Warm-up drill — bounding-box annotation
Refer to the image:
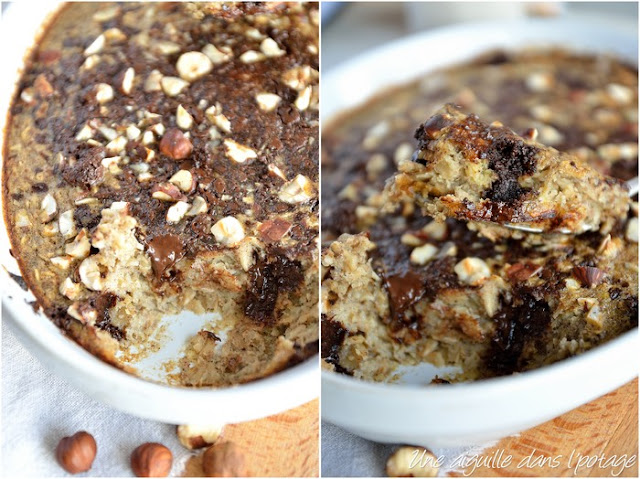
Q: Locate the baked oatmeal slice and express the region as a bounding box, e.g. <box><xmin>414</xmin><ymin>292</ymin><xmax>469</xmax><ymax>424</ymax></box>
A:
<box><xmin>386</xmin><ymin>104</ymin><xmax>630</xmax><ymax>235</ymax></box>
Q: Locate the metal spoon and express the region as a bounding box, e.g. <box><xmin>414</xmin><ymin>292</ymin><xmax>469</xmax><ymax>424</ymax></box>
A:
<box><xmin>504</xmin><ymin>177</ymin><xmax>639</xmax><ymax>234</ymax></box>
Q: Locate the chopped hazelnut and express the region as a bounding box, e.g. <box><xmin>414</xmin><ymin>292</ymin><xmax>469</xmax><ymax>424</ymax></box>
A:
<box><xmin>282</xmin><ymin>65</ymin><xmax>317</xmax><ymax>91</ymax></box>
<box><xmin>626</xmin><ymin>218</ymin><xmax>638</xmax><ymax>243</ymax></box>
<box><xmin>279</xmin><ymin>174</ymin><xmax>314</xmax><ymax>203</ymax></box>
<box><xmin>211</xmin><ymin>217</ymin><xmax>245</xmax><ymax>246</ymax></box>
<box><xmin>153</xmin><ymin>40</ymin><xmax>181</xmax><ymax>55</ymax></box>
<box><xmin>607</xmin><ymin>83</ymin><xmax>634</xmax><ymax>105</ymax></box>
<box><xmin>572</xmin><ymin>266</ymin><xmax>606</xmax><ymax>288</ymax></box>
<box><xmin>66</xmin><ymin>229</ymin><xmax>91</xmax><ymax>259</ymax></box>
<box><xmin>213</xmin><ymin>114</ymin><xmax>232</xmax><ymax>134</ymax></box>
<box><xmin>239</xmin><ymin>50</ymin><xmax>266</xmax><ymax>64</ymax></box>
<box><xmin>260</xmin><ymin>37</ymin><xmax>285</xmax><ymax>57</ymax></box>
<box><xmin>161</xmin><ymin>76</ymin><xmax>189</xmax><ymax>97</ymax></box>
<box><xmin>151</xmin><ymin>183</ymin><xmax>186</xmax><ymax>202</ymax></box>
<box><xmin>202</xmin><ymin>43</ymin><xmax>233</xmax><ymax>64</ymax></box>
<box><xmin>166</xmin><ymin>201</ymin><xmax>190</xmax><ymax>224</ymax></box>
<box><xmin>394</xmin><ymin>142</ymin><xmax>414</xmax><ymax>165</ymax></box>
<box><xmin>84</xmin><ymin>34</ymin><xmax>105</xmax><ymax>55</ymax></box>
<box><xmin>169</xmin><ymin>169</ymin><xmax>195</xmax><ymax>193</ymax></box>
<box><xmin>422</xmin><ymin>220</ymin><xmax>447</xmax><ymax>240</ymax></box>
<box><xmin>92</xmin><ymin>5</ymin><xmax>120</xmax><ymax>22</ymax></box>
<box><xmin>121</xmin><ymin>67</ymin><xmax>135</xmax><ymax>95</ymax></box>
<box><xmin>454</xmin><ymin>257</ymin><xmax>491</xmax><ymax>285</ymax></box>
<box><xmin>176</xmin><ymin>51</ymin><xmax>213</xmax><ymax>82</ymax></box>
<box><xmin>50</xmin><ymin>256</ymin><xmax>74</xmax><ymax>270</ymax></box>
<box><xmin>267</xmin><ymin>163</ymin><xmax>287</xmax><ymax>181</ymax></box>
<box><xmin>186</xmin><ymin>196</ymin><xmax>208</xmax><ymax>216</ymax></box>
<box><xmin>103</xmin><ymin>28</ymin><xmax>126</xmax><ymax>42</ymax></box>
<box><xmin>410</xmin><ymin>243</ymin><xmax>438</xmax><ymax>265</ymax></box>
<box><xmin>41</xmin><ymin>193</ymin><xmax>57</xmax><ymax>222</ymax></box>
<box><xmin>255</xmin><ymin>92</ymin><xmax>281</xmax><ymax>112</ymax></box>
<box><xmin>176</xmin><ymin>105</ymin><xmax>194</xmax><ymax>130</ymax></box>
<box><xmin>79</xmin><ymin>256</ymin><xmax>104</xmax><ymax>290</ymax></box>
<box><xmin>59</xmin><ymin>278</ymin><xmax>83</xmax><ymax>300</ymax></box>
<box><xmin>223</xmin><ymin>139</ymin><xmax>257</xmax><ymax>163</ymax></box>
<box><xmin>43</xmin><ymin>222</ymin><xmax>60</xmax><ymax>237</ymax></box>
<box><xmin>95</xmin><ymin>83</ymin><xmax>114</xmax><ymax>104</ymax></box>
<box><xmin>126</xmin><ymin>124</ymin><xmax>141</xmax><ymax>141</ymax></box>
<box><xmin>295</xmin><ymin>86</ymin><xmax>312</xmax><ymax>111</ymax></box>
<box><xmin>58</xmin><ymin>210</ymin><xmax>76</xmax><ymax>239</ymax></box>
<box><xmin>144</xmin><ymin>70</ymin><xmax>163</xmax><ymax>92</ymax></box>
<box><xmin>258</xmin><ymin>218</ymin><xmax>292</xmax><ymax>242</ymax></box>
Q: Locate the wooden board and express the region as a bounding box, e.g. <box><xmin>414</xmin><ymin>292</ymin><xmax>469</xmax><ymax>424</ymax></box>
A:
<box><xmin>453</xmin><ymin>380</ymin><xmax>638</xmax><ymax>477</ymax></box>
<box><xmin>182</xmin><ymin>399</ymin><xmax>319</xmax><ymax>477</ymax></box>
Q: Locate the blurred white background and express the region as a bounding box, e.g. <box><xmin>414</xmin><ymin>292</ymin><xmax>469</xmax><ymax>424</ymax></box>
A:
<box><xmin>322</xmin><ymin>2</ymin><xmax>638</xmax><ymax>70</ymax></box>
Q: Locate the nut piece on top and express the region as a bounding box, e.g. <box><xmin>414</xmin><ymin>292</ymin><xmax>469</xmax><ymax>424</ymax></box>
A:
<box><xmin>202</xmin><ymin>441</ymin><xmax>248</xmax><ymax>477</ymax></box>
<box><xmin>386</xmin><ymin>446</ymin><xmax>439</xmax><ymax>477</ymax></box>
<box><xmin>55</xmin><ymin>431</ymin><xmax>97</xmax><ymax>474</ymax></box>
<box><xmin>131</xmin><ymin>442</ymin><xmax>173</xmax><ymax>477</ymax></box>
<box><xmin>159</xmin><ymin>128</ymin><xmax>193</xmax><ymax>160</ymax></box>
<box><xmin>385</xmin><ymin>104</ymin><xmax>630</xmax><ymax>235</ymax></box>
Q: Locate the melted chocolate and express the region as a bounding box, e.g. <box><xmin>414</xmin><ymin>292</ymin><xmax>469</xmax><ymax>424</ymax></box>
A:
<box><xmin>486</xmin><ymin>289</ymin><xmax>551</xmax><ymax>375</ymax></box>
<box><xmin>483</xmin><ymin>135</ymin><xmax>538</xmax><ymax>204</ymax></box>
<box><xmin>90</xmin><ymin>293</ymin><xmax>123</xmax><ymax>340</ymax></box>
<box><xmin>244</xmin><ymin>250</ymin><xmax>304</xmax><ymax>323</ymax></box>
<box><xmin>146</xmin><ymin>234</ymin><xmax>185</xmax><ymax>280</ymax></box>
<box><xmin>320</xmin><ymin>315</ymin><xmax>352</xmax><ymax>375</ymax></box>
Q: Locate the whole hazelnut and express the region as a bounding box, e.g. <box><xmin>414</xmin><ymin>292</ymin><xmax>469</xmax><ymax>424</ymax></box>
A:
<box><xmin>159</xmin><ymin>128</ymin><xmax>193</xmax><ymax>160</ymax></box>
<box><xmin>202</xmin><ymin>442</ymin><xmax>247</xmax><ymax>477</ymax></box>
<box><xmin>55</xmin><ymin>431</ymin><xmax>97</xmax><ymax>474</ymax></box>
<box><xmin>131</xmin><ymin>442</ymin><xmax>173</xmax><ymax>477</ymax></box>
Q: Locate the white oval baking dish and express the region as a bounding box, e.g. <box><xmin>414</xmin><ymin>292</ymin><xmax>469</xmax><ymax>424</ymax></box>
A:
<box><xmin>321</xmin><ymin>18</ymin><xmax>638</xmax><ymax>447</ymax></box>
<box><xmin>0</xmin><ymin>2</ymin><xmax>318</xmax><ymax>424</ymax></box>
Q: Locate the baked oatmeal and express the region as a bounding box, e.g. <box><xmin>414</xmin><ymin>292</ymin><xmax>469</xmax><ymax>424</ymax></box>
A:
<box><xmin>321</xmin><ymin>50</ymin><xmax>638</xmax><ymax>382</ymax></box>
<box><xmin>3</xmin><ymin>2</ymin><xmax>319</xmax><ymax>387</ymax></box>
<box><xmin>386</xmin><ymin>104</ymin><xmax>630</xmax><ymax>235</ymax></box>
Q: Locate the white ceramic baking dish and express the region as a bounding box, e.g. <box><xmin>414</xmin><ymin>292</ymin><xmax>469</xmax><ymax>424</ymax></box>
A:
<box><xmin>0</xmin><ymin>2</ymin><xmax>318</xmax><ymax>424</ymax></box>
<box><xmin>321</xmin><ymin>19</ymin><xmax>639</xmax><ymax>447</ymax></box>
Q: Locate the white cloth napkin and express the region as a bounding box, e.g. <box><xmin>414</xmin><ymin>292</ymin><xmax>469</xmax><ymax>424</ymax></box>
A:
<box><xmin>1</xmin><ymin>318</ymin><xmax>194</xmax><ymax>477</ymax></box>
<box><xmin>321</xmin><ymin>421</ymin><xmax>493</xmax><ymax>477</ymax></box>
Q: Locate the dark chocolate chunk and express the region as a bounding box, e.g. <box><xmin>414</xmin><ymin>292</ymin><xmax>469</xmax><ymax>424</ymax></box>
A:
<box><xmin>90</xmin><ymin>293</ymin><xmax>124</xmax><ymax>340</ymax></box>
<box><xmin>486</xmin><ymin>290</ymin><xmax>551</xmax><ymax>375</ymax></box>
<box><xmin>146</xmin><ymin>234</ymin><xmax>185</xmax><ymax>280</ymax></box>
<box><xmin>483</xmin><ymin>135</ymin><xmax>538</xmax><ymax>204</ymax></box>
<box><xmin>244</xmin><ymin>250</ymin><xmax>303</xmax><ymax>323</ymax></box>
<box><xmin>321</xmin><ymin>316</ymin><xmax>352</xmax><ymax>375</ymax></box>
